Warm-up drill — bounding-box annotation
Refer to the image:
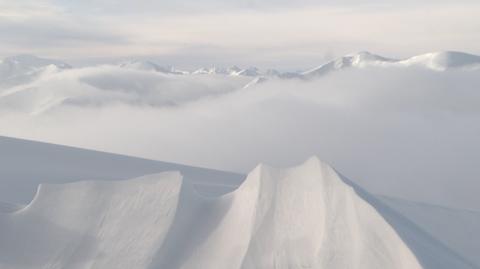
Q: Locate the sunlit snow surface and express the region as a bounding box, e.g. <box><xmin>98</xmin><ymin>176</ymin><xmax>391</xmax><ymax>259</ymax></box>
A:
<box><xmin>0</xmin><ymin>140</ymin><xmax>475</xmax><ymax>269</ymax></box>
<box><xmin>1</xmin><ymin>137</ymin><xmax>479</xmax><ymax>268</ymax></box>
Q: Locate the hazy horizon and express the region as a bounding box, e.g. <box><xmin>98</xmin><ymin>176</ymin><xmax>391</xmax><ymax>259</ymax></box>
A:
<box><xmin>1</xmin><ymin>0</ymin><xmax>480</xmax><ymax>69</ymax></box>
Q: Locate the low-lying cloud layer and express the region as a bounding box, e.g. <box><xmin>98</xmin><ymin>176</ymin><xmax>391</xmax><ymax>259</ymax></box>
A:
<box><xmin>0</xmin><ymin>63</ymin><xmax>479</xmax><ymax>211</ymax></box>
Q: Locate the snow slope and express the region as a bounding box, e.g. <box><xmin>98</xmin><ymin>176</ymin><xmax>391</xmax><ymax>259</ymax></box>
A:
<box><xmin>1</xmin><ymin>136</ymin><xmax>478</xmax><ymax>268</ymax></box>
<box><xmin>380</xmin><ymin>196</ymin><xmax>480</xmax><ymax>267</ymax></box>
<box><xmin>0</xmin><ymin>136</ymin><xmax>243</xmax><ymax>204</ymax></box>
<box><xmin>0</xmin><ymin>155</ymin><xmax>477</xmax><ymax>269</ymax></box>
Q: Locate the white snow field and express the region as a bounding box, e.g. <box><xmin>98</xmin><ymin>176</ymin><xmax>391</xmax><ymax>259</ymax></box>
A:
<box><xmin>0</xmin><ymin>137</ymin><xmax>478</xmax><ymax>269</ymax></box>
<box><xmin>381</xmin><ymin>196</ymin><xmax>480</xmax><ymax>267</ymax></box>
<box><xmin>0</xmin><ymin>136</ymin><xmax>243</xmax><ymax>205</ymax></box>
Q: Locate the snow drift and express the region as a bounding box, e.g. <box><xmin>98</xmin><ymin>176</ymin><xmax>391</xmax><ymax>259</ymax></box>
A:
<box><xmin>0</xmin><ymin>136</ymin><xmax>243</xmax><ymax>204</ymax></box>
<box><xmin>0</xmin><ymin>157</ymin><xmax>475</xmax><ymax>269</ymax></box>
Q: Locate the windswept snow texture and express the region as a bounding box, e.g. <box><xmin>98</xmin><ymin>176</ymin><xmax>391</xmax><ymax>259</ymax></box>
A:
<box><xmin>0</xmin><ymin>157</ymin><xmax>476</xmax><ymax>269</ymax></box>
<box><xmin>0</xmin><ymin>136</ymin><xmax>243</xmax><ymax>204</ymax></box>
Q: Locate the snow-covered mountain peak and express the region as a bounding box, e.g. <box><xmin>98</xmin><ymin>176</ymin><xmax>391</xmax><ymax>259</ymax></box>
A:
<box><xmin>119</xmin><ymin>60</ymin><xmax>161</xmax><ymax>71</ymax></box>
<box><xmin>302</xmin><ymin>51</ymin><xmax>394</xmax><ymax>77</ymax></box>
<box><xmin>193</xmin><ymin>65</ymin><xmax>261</xmax><ymax>76</ymax></box>
<box><xmin>302</xmin><ymin>50</ymin><xmax>480</xmax><ymax>78</ymax></box>
<box><xmin>227</xmin><ymin>65</ymin><xmax>242</xmax><ymax>73</ymax></box>
<box><xmin>348</xmin><ymin>51</ymin><xmax>396</xmax><ymax>65</ymax></box>
<box><xmin>192</xmin><ymin>67</ymin><xmax>217</xmax><ymax>75</ymax></box>
<box><xmin>1</xmin><ymin>54</ymin><xmax>71</xmax><ymax>70</ymax></box>
<box><xmin>244</xmin><ymin>156</ymin><xmax>347</xmax><ymax>192</ymax></box>
<box><xmin>0</xmin><ymin>55</ymin><xmax>71</xmax><ymax>86</ymax></box>
<box><xmin>118</xmin><ymin>60</ymin><xmax>188</xmax><ymax>74</ymax></box>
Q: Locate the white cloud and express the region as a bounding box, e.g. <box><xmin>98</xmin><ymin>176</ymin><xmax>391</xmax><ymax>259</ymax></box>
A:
<box><xmin>0</xmin><ymin>65</ymin><xmax>479</xmax><ymax>210</ymax></box>
<box><xmin>1</xmin><ymin>1</ymin><xmax>479</xmax><ymax>68</ymax></box>
<box><xmin>0</xmin><ymin>1</ymin><xmax>61</xmax><ymax>21</ymax></box>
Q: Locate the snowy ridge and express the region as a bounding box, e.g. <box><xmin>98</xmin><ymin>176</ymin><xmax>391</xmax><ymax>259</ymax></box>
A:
<box><xmin>0</xmin><ymin>172</ymin><xmax>184</xmax><ymax>269</ymax></box>
<box><xmin>0</xmin><ymin>63</ymin><xmax>252</xmax><ymax>114</ymax></box>
<box><xmin>302</xmin><ymin>51</ymin><xmax>480</xmax><ymax>78</ymax></box>
<box><xmin>119</xmin><ymin>60</ymin><xmax>188</xmax><ymax>75</ymax></box>
<box><xmin>0</xmin><ymin>55</ymin><xmax>71</xmax><ymax>79</ymax></box>
<box><xmin>302</xmin><ymin>51</ymin><xmax>396</xmax><ymax>77</ymax></box>
<box><xmin>192</xmin><ymin>66</ymin><xmax>262</xmax><ymax>76</ymax></box>
<box><xmin>0</xmin><ymin>55</ymin><xmax>71</xmax><ymax>72</ymax></box>
<box><xmin>0</xmin><ymin>55</ymin><xmax>71</xmax><ymax>87</ymax></box>
<box><xmin>0</xmin><ymin>157</ymin><xmax>475</xmax><ymax>269</ymax></box>
<box><xmin>3</xmin><ymin>51</ymin><xmax>478</xmax><ymax>88</ymax></box>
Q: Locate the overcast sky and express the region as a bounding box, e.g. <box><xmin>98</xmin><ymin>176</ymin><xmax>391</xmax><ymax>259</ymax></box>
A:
<box><xmin>1</xmin><ymin>0</ymin><xmax>479</xmax><ymax>69</ymax></box>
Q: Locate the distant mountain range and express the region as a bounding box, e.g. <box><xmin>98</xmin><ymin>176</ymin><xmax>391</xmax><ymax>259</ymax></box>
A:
<box><xmin>2</xmin><ymin>51</ymin><xmax>479</xmax><ymax>82</ymax></box>
<box><xmin>302</xmin><ymin>51</ymin><xmax>480</xmax><ymax>78</ymax></box>
<box><xmin>1</xmin><ymin>51</ymin><xmax>479</xmax><ymax>114</ymax></box>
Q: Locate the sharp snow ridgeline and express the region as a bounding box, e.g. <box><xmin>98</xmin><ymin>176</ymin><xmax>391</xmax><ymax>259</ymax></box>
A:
<box><xmin>0</xmin><ymin>157</ymin><xmax>476</xmax><ymax>269</ymax></box>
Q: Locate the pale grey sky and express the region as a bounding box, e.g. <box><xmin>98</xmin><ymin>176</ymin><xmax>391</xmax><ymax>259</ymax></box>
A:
<box><xmin>1</xmin><ymin>0</ymin><xmax>479</xmax><ymax>69</ymax></box>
